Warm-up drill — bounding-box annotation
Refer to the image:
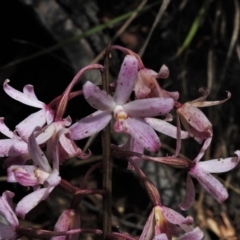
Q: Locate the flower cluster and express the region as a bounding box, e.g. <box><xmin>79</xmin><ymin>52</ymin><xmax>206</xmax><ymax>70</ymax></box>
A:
<box><xmin>0</xmin><ymin>45</ymin><xmax>239</xmax><ymax>239</ymax></box>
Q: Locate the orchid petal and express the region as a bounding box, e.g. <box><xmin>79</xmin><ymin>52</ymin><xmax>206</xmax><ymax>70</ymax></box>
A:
<box><xmin>161</xmin><ymin>206</ymin><xmax>193</xmax><ymax>225</ymax></box>
<box><xmin>145</xmin><ymin>118</ymin><xmax>190</xmax><ymax>139</ymax></box>
<box><xmin>198</xmin><ymin>153</ymin><xmax>240</xmax><ymax>173</ymax></box>
<box><xmin>0</xmin><ymin>139</ymin><xmax>28</xmax><ymax>157</ymax></box>
<box><xmin>189</xmin><ymin>164</ymin><xmax>228</xmax><ymax>203</ymax></box>
<box><xmin>28</xmin><ymin>130</ymin><xmax>52</xmax><ymax>173</ymax></box>
<box><xmin>139</xmin><ymin>208</ymin><xmax>154</xmax><ymax>240</ymax></box>
<box><xmin>114</xmin><ymin>55</ymin><xmax>138</xmax><ymax>105</ymax></box>
<box><xmin>0</xmin><ymin>191</ymin><xmax>19</xmax><ymax>227</ymax></box>
<box><xmin>189</xmin><ymin>91</ymin><xmax>231</xmax><ymax>107</ymax></box>
<box><xmin>69</xmin><ymin>110</ymin><xmax>112</xmax><ymax>140</ymax></box>
<box><xmin>177</xmin><ymin>103</ymin><xmax>212</xmax><ymax>138</ymax></box>
<box><xmin>16</xmin><ymin>187</ymin><xmax>54</xmax><ymax>219</ymax></box>
<box><xmin>23</xmin><ymin>84</ymin><xmax>39</xmax><ymax>100</ymax></box>
<box><xmin>83</xmin><ymin>81</ymin><xmax>115</xmax><ymax>111</ymax></box>
<box><xmin>177</xmin><ymin>227</ymin><xmax>204</xmax><ymax>240</ymax></box>
<box><xmin>4</xmin><ymin>80</ymin><xmax>44</xmax><ymax>108</ymax></box>
<box><xmin>35</xmin><ymin>123</ymin><xmax>56</xmax><ymax>145</ymax></box>
<box><xmin>0</xmin><ymin>117</ymin><xmax>13</xmax><ymax>138</ymax></box>
<box><xmin>59</xmin><ymin>134</ymin><xmax>85</xmax><ymax>160</ymax></box>
<box><xmin>179</xmin><ymin>175</ymin><xmax>195</xmax><ymax>210</ymax></box>
<box><xmin>16</xmin><ymin>109</ymin><xmax>46</xmax><ymax>138</ymax></box>
<box><xmin>123</xmin><ymin>98</ymin><xmax>174</xmax><ymax>117</ymax></box>
<box><xmin>44</xmin><ymin>107</ymin><xmax>54</xmax><ymax>124</ymax></box>
<box><xmin>114</xmin><ymin>117</ymin><xmax>160</xmax><ymax>152</ymax></box>
<box><xmin>44</xmin><ymin>169</ymin><xmax>61</xmax><ymax>188</ymax></box>
<box><xmin>0</xmin><ymin>223</ymin><xmax>17</xmax><ymax>240</ymax></box>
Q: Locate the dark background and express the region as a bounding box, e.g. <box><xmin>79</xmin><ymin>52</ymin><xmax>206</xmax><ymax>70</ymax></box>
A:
<box><xmin>0</xmin><ymin>0</ymin><xmax>240</xmax><ymax>239</ymax></box>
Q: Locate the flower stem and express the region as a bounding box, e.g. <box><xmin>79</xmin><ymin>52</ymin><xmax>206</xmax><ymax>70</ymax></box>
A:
<box><xmin>102</xmin><ymin>44</ymin><xmax>112</xmax><ymax>239</ymax></box>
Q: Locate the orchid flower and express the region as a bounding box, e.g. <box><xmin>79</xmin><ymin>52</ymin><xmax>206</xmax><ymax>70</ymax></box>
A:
<box><xmin>134</xmin><ymin>65</ymin><xmax>179</xmax><ymax>101</ymax></box>
<box><xmin>180</xmin><ymin>150</ymin><xmax>240</xmax><ymax>210</ymax></box>
<box><xmin>69</xmin><ymin>55</ymin><xmax>174</xmax><ymax>152</ymax></box>
<box><xmin>107</xmin><ymin>45</ymin><xmax>179</xmax><ymax>101</ymax></box>
<box><xmin>7</xmin><ymin>128</ymin><xmax>63</xmax><ymax>219</ymax></box>
<box><xmin>0</xmin><ymin>191</ymin><xmax>19</xmax><ymax>240</ymax></box>
<box><xmin>0</xmin><ymin>117</ymin><xmax>53</xmax><ymax>168</ymax></box>
<box><xmin>175</xmin><ymin>89</ymin><xmax>231</xmax><ymax>161</ymax></box>
<box><xmin>3</xmin><ymin>80</ymin><xmax>54</xmax><ymax>139</ymax></box>
<box><xmin>140</xmin><ymin>205</ymin><xmax>203</xmax><ymax>240</ymax></box>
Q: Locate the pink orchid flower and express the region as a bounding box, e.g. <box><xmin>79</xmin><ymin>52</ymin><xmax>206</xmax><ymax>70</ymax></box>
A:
<box><xmin>140</xmin><ymin>205</ymin><xmax>203</xmax><ymax>240</ymax></box>
<box><xmin>3</xmin><ymin>80</ymin><xmax>54</xmax><ymax>139</ymax></box>
<box><xmin>0</xmin><ymin>117</ymin><xmax>51</xmax><ymax>168</ymax></box>
<box><xmin>69</xmin><ymin>55</ymin><xmax>174</xmax><ymax>152</ymax></box>
<box><xmin>180</xmin><ymin>150</ymin><xmax>240</xmax><ymax>210</ymax></box>
<box><xmin>7</xmin><ymin>128</ymin><xmax>63</xmax><ymax>219</ymax></box>
<box><xmin>0</xmin><ymin>191</ymin><xmax>19</xmax><ymax>240</ymax></box>
<box><xmin>134</xmin><ymin>65</ymin><xmax>179</xmax><ymax>101</ymax></box>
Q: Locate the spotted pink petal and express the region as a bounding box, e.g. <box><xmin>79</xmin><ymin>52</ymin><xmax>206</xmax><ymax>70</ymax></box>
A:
<box><xmin>114</xmin><ymin>55</ymin><xmax>138</xmax><ymax>105</ymax></box>
<box><xmin>0</xmin><ymin>191</ymin><xmax>18</xmax><ymax>227</ymax></box>
<box><xmin>16</xmin><ymin>187</ymin><xmax>54</xmax><ymax>219</ymax></box>
<box><xmin>28</xmin><ymin>130</ymin><xmax>52</xmax><ymax>173</ymax></box>
<box><xmin>121</xmin><ymin>137</ymin><xmax>144</xmax><ymax>170</ymax></box>
<box><xmin>0</xmin><ymin>117</ymin><xmax>13</xmax><ymax>138</ymax></box>
<box><xmin>0</xmin><ymin>139</ymin><xmax>28</xmax><ymax>157</ymax></box>
<box><xmin>69</xmin><ymin>110</ymin><xmax>112</xmax><ymax>140</ymax></box>
<box><xmin>177</xmin><ymin>103</ymin><xmax>212</xmax><ymax>139</ymax></box>
<box><xmin>198</xmin><ymin>151</ymin><xmax>240</xmax><ymax>173</ymax></box>
<box><xmin>156</xmin><ymin>65</ymin><xmax>169</xmax><ymax>79</ymax></box>
<box><xmin>179</xmin><ymin>175</ymin><xmax>195</xmax><ymax>210</ymax></box>
<box><xmin>114</xmin><ymin>117</ymin><xmax>160</xmax><ymax>152</ymax></box>
<box><xmin>16</xmin><ymin>109</ymin><xmax>47</xmax><ymax>138</ymax></box>
<box><xmin>83</xmin><ymin>81</ymin><xmax>115</xmax><ymax>111</ymax></box>
<box><xmin>161</xmin><ymin>206</ymin><xmax>193</xmax><ymax>225</ymax></box>
<box><xmin>189</xmin><ymin>164</ymin><xmax>228</xmax><ymax>203</ymax></box>
<box><xmin>177</xmin><ymin>227</ymin><xmax>204</xmax><ymax>240</ymax></box>
<box><xmin>123</xmin><ymin>97</ymin><xmax>174</xmax><ymax>117</ymax></box>
<box><xmin>3</xmin><ymin>80</ymin><xmax>44</xmax><ymax>108</ymax></box>
<box><xmin>144</xmin><ymin>118</ymin><xmax>190</xmax><ymax>139</ymax></box>
<box><xmin>139</xmin><ymin>208</ymin><xmax>154</xmax><ymax>240</ymax></box>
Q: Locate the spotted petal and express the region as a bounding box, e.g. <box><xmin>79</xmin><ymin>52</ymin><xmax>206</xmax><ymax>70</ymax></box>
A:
<box><xmin>114</xmin><ymin>55</ymin><xmax>138</xmax><ymax>105</ymax></box>
<box><xmin>189</xmin><ymin>164</ymin><xmax>228</xmax><ymax>203</ymax></box>
<box><xmin>114</xmin><ymin>117</ymin><xmax>160</xmax><ymax>152</ymax></box>
<box><xmin>69</xmin><ymin>110</ymin><xmax>112</xmax><ymax>140</ymax></box>
<box><xmin>4</xmin><ymin>80</ymin><xmax>45</xmax><ymax>108</ymax></box>
<box><xmin>198</xmin><ymin>151</ymin><xmax>240</xmax><ymax>173</ymax></box>
<box><xmin>0</xmin><ymin>191</ymin><xmax>18</xmax><ymax>227</ymax></box>
<box><xmin>145</xmin><ymin>118</ymin><xmax>190</xmax><ymax>139</ymax></box>
<box><xmin>16</xmin><ymin>187</ymin><xmax>54</xmax><ymax>219</ymax></box>
<box><xmin>83</xmin><ymin>81</ymin><xmax>115</xmax><ymax>111</ymax></box>
<box><xmin>179</xmin><ymin>175</ymin><xmax>195</xmax><ymax>210</ymax></box>
<box><xmin>123</xmin><ymin>98</ymin><xmax>174</xmax><ymax>117</ymax></box>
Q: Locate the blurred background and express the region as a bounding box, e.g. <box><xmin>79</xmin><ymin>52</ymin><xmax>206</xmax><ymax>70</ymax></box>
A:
<box><xmin>0</xmin><ymin>0</ymin><xmax>240</xmax><ymax>239</ymax></box>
